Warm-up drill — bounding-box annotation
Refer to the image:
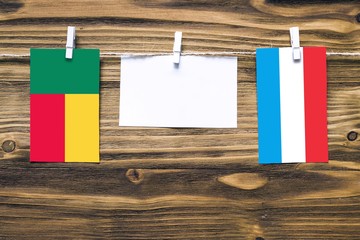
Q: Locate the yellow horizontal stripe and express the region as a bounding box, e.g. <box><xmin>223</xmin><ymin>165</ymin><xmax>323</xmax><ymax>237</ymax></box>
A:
<box><xmin>65</xmin><ymin>94</ymin><xmax>99</xmax><ymax>163</ymax></box>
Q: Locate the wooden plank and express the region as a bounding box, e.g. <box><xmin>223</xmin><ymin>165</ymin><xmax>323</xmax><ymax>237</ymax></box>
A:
<box><xmin>0</xmin><ymin>56</ymin><xmax>359</xmax><ymax>166</ymax></box>
<box><xmin>0</xmin><ymin>166</ymin><xmax>359</xmax><ymax>239</ymax></box>
<box><xmin>0</xmin><ymin>0</ymin><xmax>359</xmax><ymax>55</ymax></box>
<box><xmin>0</xmin><ymin>0</ymin><xmax>359</xmax><ymax>239</ymax></box>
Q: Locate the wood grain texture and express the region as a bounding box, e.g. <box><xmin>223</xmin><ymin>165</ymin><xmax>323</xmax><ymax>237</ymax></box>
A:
<box><xmin>0</xmin><ymin>0</ymin><xmax>359</xmax><ymax>239</ymax></box>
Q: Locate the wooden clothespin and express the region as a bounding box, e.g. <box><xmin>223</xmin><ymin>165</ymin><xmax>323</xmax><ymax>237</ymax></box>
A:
<box><xmin>290</xmin><ymin>27</ymin><xmax>301</xmax><ymax>60</ymax></box>
<box><xmin>173</xmin><ymin>31</ymin><xmax>182</xmax><ymax>64</ymax></box>
<box><xmin>66</xmin><ymin>26</ymin><xmax>76</xmax><ymax>59</ymax></box>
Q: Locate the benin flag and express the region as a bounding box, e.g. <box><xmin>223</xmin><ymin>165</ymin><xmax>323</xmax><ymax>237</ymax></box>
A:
<box><xmin>256</xmin><ymin>47</ymin><xmax>328</xmax><ymax>164</ymax></box>
<box><xmin>30</xmin><ymin>49</ymin><xmax>100</xmax><ymax>162</ymax></box>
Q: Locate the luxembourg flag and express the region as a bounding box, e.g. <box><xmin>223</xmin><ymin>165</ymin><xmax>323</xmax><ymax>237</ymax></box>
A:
<box><xmin>256</xmin><ymin>47</ymin><xmax>328</xmax><ymax>164</ymax></box>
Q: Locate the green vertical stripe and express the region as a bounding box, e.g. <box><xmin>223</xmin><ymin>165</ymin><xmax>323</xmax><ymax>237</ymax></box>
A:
<box><xmin>30</xmin><ymin>49</ymin><xmax>100</xmax><ymax>94</ymax></box>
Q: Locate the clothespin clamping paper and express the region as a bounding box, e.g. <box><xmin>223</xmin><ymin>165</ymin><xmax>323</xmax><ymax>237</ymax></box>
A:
<box><xmin>66</xmin><ymin>26</ymin><xmax>76</xmax><ymax>59</ymax></box>
<box><xmin>290</xmin><ymin>27</ymin><xmax>301</xmax><ymax>60</ymax></box>
<box><xmin>173</xmin><ymin>31</ymin><xmax>182</xmax><ymax>64</ymax></box>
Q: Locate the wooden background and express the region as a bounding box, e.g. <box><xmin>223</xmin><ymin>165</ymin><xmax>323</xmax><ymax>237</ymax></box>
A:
<box><xmin>0</xmin><ymin>0</ymin><xmax>360</xmax><ymax>239</ymax></box>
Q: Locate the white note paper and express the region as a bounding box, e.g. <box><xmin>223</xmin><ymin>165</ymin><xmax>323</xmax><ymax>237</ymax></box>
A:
<box><xmin>119</xmin><ymin>56</ymin><xmax>237</xmax><ymax>128</ymax></box>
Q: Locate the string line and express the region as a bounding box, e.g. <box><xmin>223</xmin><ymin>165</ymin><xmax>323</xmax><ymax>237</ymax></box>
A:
<box><xmin>0</xmin><ymin>51</ymin><xmax>360</xmax><ymax>58</ymax></box>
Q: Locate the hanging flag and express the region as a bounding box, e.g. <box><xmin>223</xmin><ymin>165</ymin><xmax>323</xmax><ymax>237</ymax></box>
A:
<box><xmin>256</xmin><ymin>47</ymin><xmax>328</xmax><ymax>164</ymax></box>
<box><xmin>30</xmin><ymin>49</ymin><xmax>100</xmax><ymax>162</ymax></box>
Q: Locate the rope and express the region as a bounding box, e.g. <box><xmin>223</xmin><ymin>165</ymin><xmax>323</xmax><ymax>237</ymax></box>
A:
<box><xmin>1</xmin><ymin>51</ymin><xmax>359</xmax><ymax>58</ymax></box>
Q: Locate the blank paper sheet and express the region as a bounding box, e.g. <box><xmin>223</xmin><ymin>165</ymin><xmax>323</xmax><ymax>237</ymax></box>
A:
<box><xmin>119</xmin><ymin>55</ymin><xmax>237</xmax><ymax>128</ymax></box>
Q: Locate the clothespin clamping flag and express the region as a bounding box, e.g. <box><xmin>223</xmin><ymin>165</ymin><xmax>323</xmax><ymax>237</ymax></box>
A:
<box><xmin>65</xmin><ymin>26</ymin><xmax>76</xmax><ymax>59</ymax></box>
<box><xmin>256</xmin><ymin>27</ymin><xmax>328</xmax><ymax>164</ymax></box>
<box><xmin>173</xmin><ymin>31</ymin><xmax>182</xmax><ymax>64</ymax></box>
